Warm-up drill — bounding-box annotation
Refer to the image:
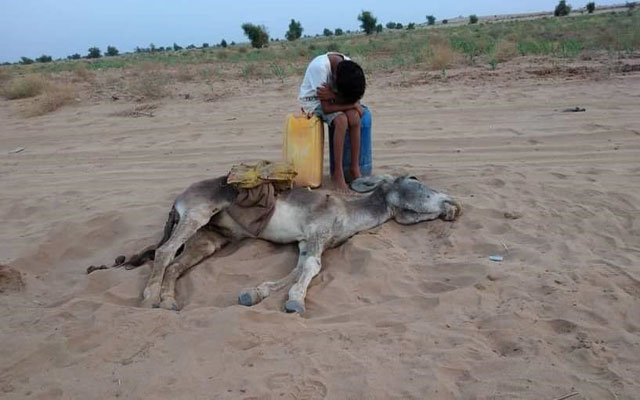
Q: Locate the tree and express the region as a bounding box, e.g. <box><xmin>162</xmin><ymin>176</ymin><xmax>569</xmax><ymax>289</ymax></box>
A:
<box><xmin>67</xmin><ymin>53</ymin><xmax>81</xmax><ymax>60</ymax></box>
<box><xmin>335</xmin><ymin>28</ymin><xmax>344</xmax><ymax>36</ymax></box>
<box><xmin>106</xmin><ymin>46</ymin><xmax>119</xmax><ymax>56</ymax></box>
<box><xmin>554</xmin><ymin>0</ymin><xmax>571</xmax><ymax>16</ymax></box>
<box><xmin>396</xmin><ymin>22</ymin><xmax>403</xmax><ymax>29</ymax></box>
<box><xmin>442</xmin><ymin>19</ymin><xmax>448</xmax><ymax>24</ymax></box>
<box><xmin>407</xmin><ymin>22</ymin><xmax>416</xmax><ymax>30</ymax></box>
<box><xmin>36</xmin><ymin>54</ymin><xmax>52</xmax><ymax>63</ymax></box>
<box><xmin>20</xmin><ymin>57</ymin><xmax>34</xmax><ymax>64</ymax></box>
<box><xmin>87</xmin><ymin>47</ymin><xmax>101</xmax><ymax>58</ymax></box>
<box><xmin>386</xmin><ymin>22</ymin><xmax>397</xmax><ymax>29</ymax></box>
<box><xmin>173</xmin><ymin>43</ymin><xmax>182</xmax><ymax>51</ymax></box>
<box><xmin>586</xmin><ymin>2</ymin><xmax>596</xmax><ymax>13</ymax></box>
<box><xmin>323</xmin><ymin>28</ymin><xmax>333</xmax><ymax>37</ymax></box>
<box><xmin>220</xmin><ymin>39</ymin><xmax>228</xmax><ymax>48</ymax></box>
<box><xmin>469</xmin><ymin>15</ymin><xmax>479</xmax><ymax>24</ymax></box>
<box><xmin>242</xmin><ymin>23</ymin><xmax>269</xmax><ymax>48</ymax></box>
<box><xmin>285</xmin><ymin>19</ymin><xmax>303</xmax><ymax>41</ymax></box>
<box><xmin>358</xmin><ymin>10</ymin><xmax>377</xmax><ymax>35</ymax></box>
<box><xmin>202</xmin><ymin>43</ymin><xmax>209</xmax><ymax>48</ymax></box>
<box><xmin>186</xmin><ymin>44</ymin><xmax>196</xmax><ymax>49</ymax></box>
<box><xmin>376</xmin><ymin>24</ymin><xmax>383</xmax><ymax>34</ymax></box>
<box><xmin>427</xmin><ymin>15</ymin><xmax>436</xmax><ymax>25</ymax></box>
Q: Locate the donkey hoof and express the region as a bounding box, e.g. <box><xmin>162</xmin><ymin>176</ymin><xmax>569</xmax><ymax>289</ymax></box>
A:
<box><xmin>238</xmin><ymin>288</ymin><xmax>262</xmax><ymax>307</ymax></box>
<box><xmin>159</xmin><ymin>297</ymin><xmax>179</xmax><ymax>311</ymax></box>
<box><xmin>285</xmin><ymin>300</ymin><xmax>305</xmax><ymax>315</ymax></box>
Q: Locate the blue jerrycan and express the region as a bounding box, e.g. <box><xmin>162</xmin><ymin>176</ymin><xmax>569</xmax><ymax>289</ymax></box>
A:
<box><xmin>328</xmin><ymin>105</ymin><xmax>372</xmax><ymax>182</ymax></box>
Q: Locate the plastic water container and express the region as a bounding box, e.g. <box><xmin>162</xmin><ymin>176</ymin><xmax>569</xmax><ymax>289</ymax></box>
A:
<box><xmin>329</xmin><ymin>105</ymin><xmax>372</xmax><ymax>182</ymax></box>
<box><xmin>283</xmin><ymin>113</ymin><xmax>324</xmax><ymax>188</ymax></box>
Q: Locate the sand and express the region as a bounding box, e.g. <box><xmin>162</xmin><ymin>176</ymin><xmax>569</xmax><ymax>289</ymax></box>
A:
<box><xmin>1</xmin><ymin>57</ymin><xmax>640</xmax><ymax>399</ymax></box>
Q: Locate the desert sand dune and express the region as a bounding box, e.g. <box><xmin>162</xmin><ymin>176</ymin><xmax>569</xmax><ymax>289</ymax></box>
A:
<box><xmin>1</xmin><ymin>58</ymin><xmax>640</xmax><ymax>399</ymax></box>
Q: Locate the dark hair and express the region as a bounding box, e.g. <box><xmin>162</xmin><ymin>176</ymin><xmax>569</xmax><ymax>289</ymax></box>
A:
<box><xmin>335</xmin><ymin>60</ymin><xmax>366</xmax><ymax>104</ymax></box>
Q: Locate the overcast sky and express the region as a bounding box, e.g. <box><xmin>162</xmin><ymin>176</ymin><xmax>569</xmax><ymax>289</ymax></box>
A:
<box><xmin>0</xmin><ymin>0</ymin><xmax>621</xmax><ymax>63</ymax></box>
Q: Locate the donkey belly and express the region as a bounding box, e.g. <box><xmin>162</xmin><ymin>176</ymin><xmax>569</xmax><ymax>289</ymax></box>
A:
<box><xmin>259</xmin><ymin>202</ymin><xmax>307</xmax><ymax>244</ymax></box>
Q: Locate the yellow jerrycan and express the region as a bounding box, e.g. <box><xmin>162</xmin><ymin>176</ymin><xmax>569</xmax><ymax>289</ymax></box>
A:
<box><xmin>283</xmin><ymin>113</ymin><xmax>324</xmax><ymax>188</ymax></box>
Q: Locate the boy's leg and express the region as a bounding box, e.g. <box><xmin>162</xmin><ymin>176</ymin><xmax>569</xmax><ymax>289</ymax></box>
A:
<box><xmin>330</xmin><ymin>113</ymin><xmax>350</xmax><ymax>193</ymax></box>
<box><xmin>344</xmin><ymin>109</ymin><xmax>362</xmax><ymax>180</ymax></box>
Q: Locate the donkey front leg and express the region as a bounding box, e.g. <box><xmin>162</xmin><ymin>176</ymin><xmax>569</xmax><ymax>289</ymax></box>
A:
<box><xmin>285</xmin><ymin>240</ymin><xmax>324</xmax><ymax>316</ymax></box>
<box><xmin>238</xmin><ymin>241</ymin><xmax>308</xmax><ymax>307</ymax></box>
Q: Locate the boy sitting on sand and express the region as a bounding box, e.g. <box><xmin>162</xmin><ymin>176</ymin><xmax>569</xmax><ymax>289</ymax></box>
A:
<box><xmin>298</xmin><ymin>52</ymin><xmax>366</xmax><ymax>193</ymax></box>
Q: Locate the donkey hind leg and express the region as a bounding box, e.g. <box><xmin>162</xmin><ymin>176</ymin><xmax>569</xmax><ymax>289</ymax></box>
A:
<box><xmin>141</xmin><ymin>205</ymin><xmax>218</xmax><ymax>308</ymax></box>
<box><xmin>238</xmin><ymin>241</ymin><xmax>308</xmax><ymax>307</ymax></box>
<box><xmin>158</xmin><ymin>230</ymin><xmax>228</xmax><ymax>311</ymax></box>
<box><xmin>285</xmin><ymin>240</ymin><xmax>324</xmax><ymax>316</ymax></box>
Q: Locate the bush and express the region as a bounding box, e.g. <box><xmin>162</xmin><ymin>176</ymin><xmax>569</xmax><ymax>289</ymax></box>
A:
<box><xmin>242</xmin><ymin>23</ymin><xmax>269</xmax><ymax>48</ymax></box>
<box><xmin>323</xmin><ymin>28</ymin><xmax>333</xmax><ymax>37</ymax></box>
<box><xmin>427</xmin><ymin>15</ymin><xmax>436</xmax><ymax>25</ymax></box>
<box><xmin>202</xmin><ymin>43</ymin><xmax>209</xmax><ymax>48</ymax></box>
<box><xmin>469</xmin><ymin>15</ymin><xmax>479</xmax><ymax>24</ymax></box>
<box><xmin>186</xmin><ymin>44</ymin><xmax>196</xmax><ymax>49</ymax></box>
<box><xmin>2</xmin><ymin>75</ymin><xmax>46</xmax><ymax>99</ymax></box>
<box><xmin>396</xmin><ymin>22</ymin><xmax>404</xmax><ymax>29</ymax></box>
<box><xmin>386</xmin><ymin>22</ymin><xmax>397</xmax><ymax>29</ymax></box>
<box><xmin>128</xmin><ymin>69</ymin><xmax>169</xmax><ymax>99</ymax></box>
<box><xmin>106</xmin><ymin>46</ymin><xmax>119</xmax><ymax>56</ymax></box>
<box><xmin>407</xmin><ymin>22</ymin><xmax>416</xmax><ymax>30</ymax></box>
<box><xmin>67</xmin><ymin>53</ymin><xmax>81</xmax><ymax>60</ymax></box>
<box><xmin>220</xmin><ymin>39</ymin><xmax>227</xmax><ymax>48</ymax></box>
<box><xmin>335</xmin><ymin>28</ymin><xmax>344</xmax><ymax>36</ymax></box>
<box><xmin>20</xmin><ymin>57</ymin><xmax>34</xmax><ymax>65</ymax></box>
<box><xmin>87</xmin><ymin>47</ymin><xmax>101</xmax><ymax>58</ymax></box>
<box><xmin>376</xmin><ymin>24</ymin><xmax>383</xmax><ymax>33</ymax></box>
<box><xmin>554</xmin><ymin>1</ymin><xmax>572</xmax><ymax>16</ymax></box>
<box><xmin>495</xmin><ymin>41</ymin><xmax>519</xmax><ymax>62</ymax></box>
<box><xmin>586</xmin><ymin>2</ymin><xmax>595</xmax><ymax>13</ymax></box>
<box><xmin>626</xmin><ymin>1</ymin><xmax>636</xmax><ymax>10</ymax></box>
<box><xmin>429</xmin><ymin>43</ymin><xmax>458</xmax><ymax>75</ymax></box>
<box><xmin>442</xmin><ymin>19</ymin><xmax>448</xmax><ymax>24</ymax></box>
<box><xmin>358</xmin><ymin>10</ymin><xmax>377</xmax><ymax>35</ymax></box>
<box><xmin>173</xmin><ymin>43</ymin><xmax>183</xmax><ymax>51</ymax></box>
<box><xmin>286</xmin><ymin>19</ymin><xmax>303</xmax><ymax>41</ymax></box>
<box><xmin>36</xmin><ymin>55</ymin><xmax>52</xmax><ymax>63</ymax></box>
<box><xmin>24</xmin><ymin>82</ymin><xmax>76</xmax><ymax>117</ymax></box>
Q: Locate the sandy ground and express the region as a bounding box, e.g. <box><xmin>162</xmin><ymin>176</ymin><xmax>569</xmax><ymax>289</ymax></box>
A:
<box><xmin>1</xmin><ymin>58</ymin><xmax>640</xmax><ymax>399</ymax></box>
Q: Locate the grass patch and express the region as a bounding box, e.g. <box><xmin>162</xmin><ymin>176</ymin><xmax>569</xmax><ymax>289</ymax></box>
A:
<box><xmin>3</xmin><ymin>75</ymin><xmax>47</xmax><ymax>99</ymax></box>
<box><xmin>23</xmin><ymin>82</ymin><xmax>77</xmax><ymax>117</ymax></box>
<box><xmin>128</xmin><ymin>66</ymin><xmax>170</xmax><ymax>99</ymax></box>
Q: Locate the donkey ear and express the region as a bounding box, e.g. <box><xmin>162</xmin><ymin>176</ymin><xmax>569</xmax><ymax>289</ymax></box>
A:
<box><xmin>350</xmin><ymin>175</ymin><xmax>394</xmax><ymax>193</ymax></box>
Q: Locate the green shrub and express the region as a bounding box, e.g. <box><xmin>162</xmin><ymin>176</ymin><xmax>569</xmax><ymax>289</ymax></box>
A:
<box><xmin>554</xmin><ymin>1</ymin><xmax>572</xmax><ymax>16</ymax></box>
<box><xmin>376</xmin><ymin>24</ymin><xmax>383</xmax><ymax>33</ymax></box>
<box><xmin>586</xmin><ymin>2</ymin><xmax>595</xmax><ymax>13</ymax></box>
<box><xmin>286</xmin><ymin>19</ymin><xmax>303</xmax><ymax>41</ymax></box>
<box><xmin>87</xmin><ymin>47</ymin><xmax>101</xmax><ymax>58</ymax></box>
<box><xmin>323</xmin><ymin>28</ymin><xmax>333</xmax><ymax>37</ymax></box>
<box><xmin>242</xmin><ymin>23</ymin><xmax>269</xmax><ymax>48</ymax></box>
<box><xmin>358</xmin><ymin>10</ymin><xmax>377</xmax><ymax>35</ymax></box>
<box><xmin>386</xmin><ymin>22</ymin><xmax>397</xmax><ymax>29</ymax></box>
<box><xmin>469</xmin><ymin>15</ymin><xmax>479</xmax><ymax>24</ymax></box>
<box><xmin>202</xmin><ymin>43</ymin><xmax>209</xmax><ymax>48</ymax></box>
<box><xmin>106</xmin><ymin>46</ymin><xmax>119</xmax><ymax>56</ymax></box>
<box><xmin>220</xmin><ymin>39</ymin><xmax>228</xmax><ymax>48</ymax></box>
<box><xmin>442</xmin><ymin>19</ymin><xmax>448</xmax><ymax>24</ymax></box>
<box><xmin>20</xmin><ymin>57</ymin><xmax>34</xmax><ymax>65</ymax></box>
<box><xmin>427</xmin><ymin>15</ymin><xmax>436</xmax><ymax>25</ymax></box>
<box><xmin>335</xmin><ymin>28</ymin><xmax>344</xmax><ymax>36</ymax></box>
<box><xmin>67</xmin><ymin>54</ymin><xmax>82</xmax><ymax>60</ymax></box>
<box><xmin>36</xmin><ymin>55</ymin><xmax>52</xmax><ymax>63</ymax></box>
<box><xmin>407</xmin><ymin>22</ymin><xmax>416</xmax><ymax>30</ymax></box>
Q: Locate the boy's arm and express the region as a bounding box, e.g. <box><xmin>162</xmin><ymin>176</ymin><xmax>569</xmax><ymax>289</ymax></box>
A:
<box><xmin>321</xmin><ymin>99</ymin><xmax>364</xmax><ymax>116</ymax></box>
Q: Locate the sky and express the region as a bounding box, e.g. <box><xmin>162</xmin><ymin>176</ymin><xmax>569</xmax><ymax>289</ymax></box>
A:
<box><xmin>0</xmin><ymin>0</ymin><xmax>622</xmax><ymax>63</ymax></box>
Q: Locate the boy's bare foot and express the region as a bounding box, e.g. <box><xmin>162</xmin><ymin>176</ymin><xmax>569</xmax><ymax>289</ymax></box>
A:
<box><xmin>331</xmin><ymin>175</ymin><xmax>352</xmax><ymax>195</ymax></box>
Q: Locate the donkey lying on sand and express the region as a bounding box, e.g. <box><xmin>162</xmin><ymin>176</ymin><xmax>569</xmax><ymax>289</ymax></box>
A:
<box><xmin>103</xmin><ymin>175</ymin><xmax>461</xmax><ymax>314</ymax></box>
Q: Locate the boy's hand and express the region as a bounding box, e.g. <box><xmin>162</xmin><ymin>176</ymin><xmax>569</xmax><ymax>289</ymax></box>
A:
<box><xmin>317</xmin><ymin>83</ymin><xmax>336</xmax><ymax>101</ymax></box>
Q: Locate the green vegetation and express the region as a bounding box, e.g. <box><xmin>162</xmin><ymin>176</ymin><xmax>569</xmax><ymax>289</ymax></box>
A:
<box><xmin>242</xmin><ymin>23</ymin><xmax>269</xmax><ymax>48</ymax></box>
<box><xmin>555</xmin><ymin>1</ymin><xmax>572</xmax><ymax>17</ymax></box>
<box><xmin>220</xmin><ymin>39</ymin><xmax>228</xmax><ymax>48</ymax></box>
<box><xmin>469</xmin><ymin>15</ymin><xmax>479</xmax><ymax>24</ymax></box>
<box><xmin>286</xmin><ymin>19</ymin><xmax>303</xmax><ymax>41</ymax></box>
<box><xmin>323</xmin><ymin>28</ymin><xmax>333</xmax><ymax>37</ymax></box>
<box><xmin>106</xmin><ymin>46</ymin><xmax>119</xmax><ymax>56</ymax></box>
<box><xmin>586</xmin><ymin>2</ymin><xmax>596</xmax><ymax>13</ymax></box>
<box><xmin>376</xmin><ymin>24</ymin><xmax>383</xmax><ymax>34</ymax></box>
<box><xmin>427</xmin><ymin>15</ymin><xmax>436</xmax><ymax>25</ymax></box>
<box><xmin>358</xmin><ymin>11</ymin><xmax>377</xmax><ymax>35</ymax></box>
<box><xmin>7</xmin><ymin>9</ymin><xmax>638</xmax><ymax>81</ymax></box>
<box><xmin>87</xmin><ymin>47</ymin><xmax>101</xmax><ymax>58</ymax></box>
<box><xmin>407</xmin><ymin>23</ymin><xmax>416</xmax><ymax>30</ymax></box>
<box><xmin>20</xmin><ymin>57</ymin><xmax>34</xmax><ymax>65</ymax></box>
<box><xmin>335</xmin><ymin>28</ymin><xmax>344</xmax><ymax>36</ymax></box>
<box><xmin>36</xmin><ymin>55</ymin><xmax>52</xmax><ymax>63</ymax></box>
